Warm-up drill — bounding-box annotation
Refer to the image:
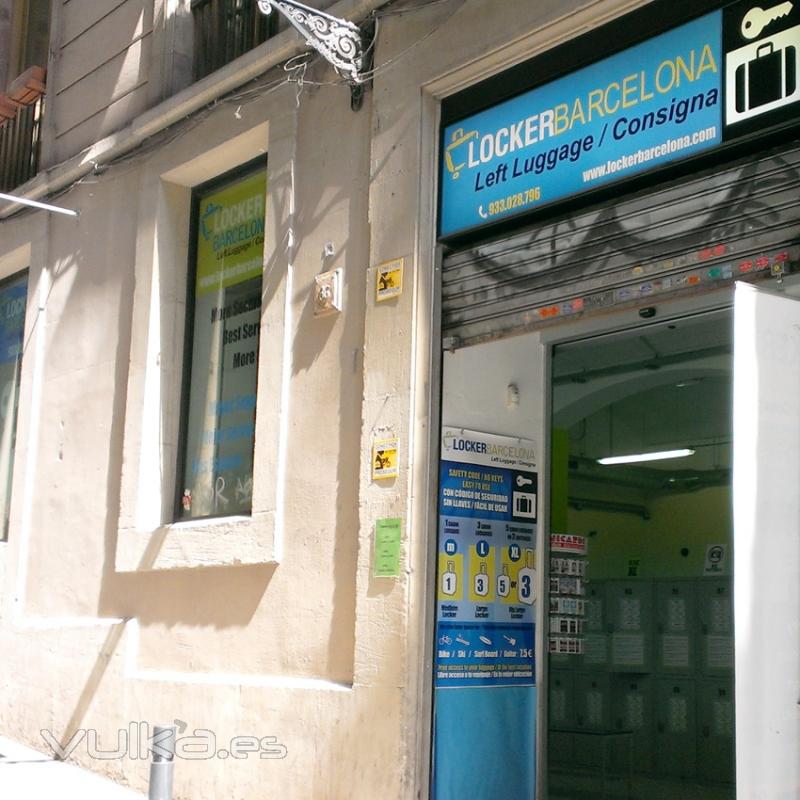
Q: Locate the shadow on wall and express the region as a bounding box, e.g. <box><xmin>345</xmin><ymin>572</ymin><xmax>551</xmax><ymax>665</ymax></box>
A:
<box><xmin>49</xmin><ymin>59</ymin><xmax>380</xmax><ymax>757</ymax></box>
<box><xmin>41</xmin><ymin>168</ymin><xmax>276</xmax><ymax>755</ymax></box>
<box><xmin>100</xmin><ymin>561</ymin><xmax>276</xmax><ymax>628</ymax></box>
<box><xmin>287</xmin><ymin>71</ymin><xmax>372</xmax><ymax>681</ymax></box>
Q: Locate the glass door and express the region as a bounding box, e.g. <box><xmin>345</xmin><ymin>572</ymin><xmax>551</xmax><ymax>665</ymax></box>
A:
<box><xmin>547</xmin><ymin>309</ymin><xmax>735</xmax><ymax>799</ymax></box>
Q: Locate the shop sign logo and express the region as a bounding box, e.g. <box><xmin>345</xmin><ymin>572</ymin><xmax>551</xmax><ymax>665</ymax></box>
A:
<box><xmin>444</xmin><ymin>127</ymin><xmax>479</xmax><ymax>179</ymax></box>
<box><xmin>725</xmin><ymin>1</ymin><xmax>800</xmax><ymax>124</ymax></box>
<box><xmin>200</xmin><ymin>202</ymin><xmax>223</xmax><ymax>242</ymax></box>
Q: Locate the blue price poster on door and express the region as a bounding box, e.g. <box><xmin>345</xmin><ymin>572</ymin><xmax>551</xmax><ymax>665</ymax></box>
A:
<box><xmin>435</xmin><ymin>427</ymin><xmax>538</xmax><ymax>688</ymax></box>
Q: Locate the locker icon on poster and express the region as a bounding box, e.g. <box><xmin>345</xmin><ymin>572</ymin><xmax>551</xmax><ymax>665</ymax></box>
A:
<box><xmin>518</xmin><ymin>549</ymin><xmax>536</xmax><ymax>605</ymax></box>
<box><xmin>438</xmin><ymin>553</ymin><xmax>463</xmax><ymax>601</ymax></box>
<box><xmin>513</xmin><ymin>490</ymin><xmax>537</xmax><ymax>520</ymax></box>
<box><xmin>474</xmin><ymin>563</ymin><xmax>490</xmax><ymax>596</ymax></box>
<box><xmin>497</xmin><ymin>564</ymin><xmax>511</xmax><ymax>598</ymax></box>
<box><xmin>442</xmin><ymin>561</ymin><xmax>458</xmax><ymax>596</ymax></box>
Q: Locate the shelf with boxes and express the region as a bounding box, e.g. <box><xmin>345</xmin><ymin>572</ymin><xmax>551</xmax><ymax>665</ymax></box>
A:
<box><xmin>548</xmin><ymin>534</ymin><xmax>589</xmax><ymax>657</ymax></box>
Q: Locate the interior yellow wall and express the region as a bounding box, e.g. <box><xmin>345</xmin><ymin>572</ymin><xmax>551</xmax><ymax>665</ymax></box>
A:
<box><xmin>550</xmin><ymin>428</ymin><xmax>569</xmax><ymax>533</ymax></box>
<box><xmin>567</xmin><ymin>485</ymin><xmax>732</xmax><ymax>579</ymax></box>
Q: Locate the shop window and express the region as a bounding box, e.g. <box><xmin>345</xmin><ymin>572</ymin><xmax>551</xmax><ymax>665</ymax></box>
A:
<box><xmin>0</xmin><ymin>0</ymin><xmax>49</xmax><ymax>191</ymax></box>
<box><xmin>191</xmin><ymin>0</ymin><xmax>278</xmax><ymax>81</ymax></box>
<box><xmin>176</xmin><ymin>161</ymin><xmax>267</xmax><ymax>521</ymax></box>
<box><xmin>0</xmin><ymin>271</ymin><xmax>28</xmax><ymax>541</ymax></box>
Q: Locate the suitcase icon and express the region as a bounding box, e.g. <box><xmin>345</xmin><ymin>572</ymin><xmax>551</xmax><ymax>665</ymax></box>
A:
<box><xmin>735</xmin><ymin>41</ymin><xmax>794</xmax><ymax>112</ymax></box>
<box><xmin>727</xmin><ymin>24</ymin><xmax>800</xmax><ymax>124</ymax></box>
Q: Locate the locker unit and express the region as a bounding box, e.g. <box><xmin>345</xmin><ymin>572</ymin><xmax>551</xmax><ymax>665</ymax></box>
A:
<box><xmin>548</xmin><ymin>577</ymin><xmax>735</xmax><ymax>784</ymax></box>
<box><xmin>581</xmin><ymin>581</ymin><xmax>609</xmax><ymax>671</ymax></box>
<box><xmin>698</xmin><ymin>578</ymin><xmax>734</xmax><ymax>677</ymax></box>
<box><xmin>654</xmin><ymin>677</ymin><xmax>697</xmax><ymax>779</ymax></box>
<box><xmin>655</xmin><ymin>580</ymin><xmax>697</xmax><ymax>675</ymax></box>
<box><xmin>574</xmin><ymin>671</ymin><xmax>612</xmax><ymax>730</ymax></box>
<box><xmin>606</xmin><ymin>580</ymin><xmax>653</xmax><ymax>673</ymax></box>
<box><xmin>572</xmin><ymin>672</ymin><xmax>612</xmax><ymax>768</ymax></box>
<box><xmin>548</xmin><ymin>670</ymin><xmax>575</xmax><ymax>766</ymax></box>
<box><xmin>611</xmin><ymin>675</ymin><xmax>654</xmax><ymax>774</ymax></box>
<box><xmin>697</xmin><ymin>678</ymin><xmax>736</xmax><ymax>784</ymax></box>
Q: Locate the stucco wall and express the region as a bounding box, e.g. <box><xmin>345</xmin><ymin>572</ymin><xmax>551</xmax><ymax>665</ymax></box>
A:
<box><xmin>47</xmin><ymin>0</ymin><xmax>156</xmax><ymax>163</ymax></box>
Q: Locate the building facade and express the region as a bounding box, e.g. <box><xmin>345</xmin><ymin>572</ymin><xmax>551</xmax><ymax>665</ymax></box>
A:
<box><xmin>0</xmin><ymin>0</ymin><xmax>799</xmax><ymax>798</ymax></box>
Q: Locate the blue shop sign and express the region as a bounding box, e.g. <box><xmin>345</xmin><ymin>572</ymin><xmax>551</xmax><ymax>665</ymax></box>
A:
<box><xmin>440</xmin><ymin>12</ymin><xmax>723</xmax><ymax>237</ymax></box>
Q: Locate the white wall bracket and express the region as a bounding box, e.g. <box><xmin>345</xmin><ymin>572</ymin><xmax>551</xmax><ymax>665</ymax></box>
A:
<box><xmin>257</xmin><ymin>0</ymin><xmax>369</xmax><ymax>87</ymax></box>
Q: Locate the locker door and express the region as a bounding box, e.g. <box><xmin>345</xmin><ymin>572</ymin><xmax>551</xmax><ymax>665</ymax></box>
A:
<box><xmin>697</xmin><ymin>679</ymin><xmax>735</xmax><ymax>784</ymax></box>
<box><xmin>573</xmin><ymin>672</ymin><xmax>611</xmax><ymax>768</ymax></box>
<box><xmin>581</xmin><ymin>581</ymin><xmax>608</xmax><ymax>670</ymax></box>
<box><xmin>611</xmin><ymin>675</ymin><xmax>654</xmax><ymax>773</ymax></box>
<box><xmin>606</xmin><ymin>580</ymin><xmax>653</xmax><ymax>673</ymax></box>
<box><xmin>654</xmin><ymin>677</ymin><xmax>697</xmax><ymax>779</ymax></box>
<box><xmin>733</xmin><ymin>283</ymin><xmax>800</xmax><ymax>798</ymax></box>
<box><xmin>574</xmin><ymin>672</ymin><xmax>612</xmax><ymax>731</ymax></box>
<box><xmin>655</xmin><ymin>579</ymin><xmax>696</xmax><ymax>675</ymax></box>
<box><xmin>697</xmin><ymin>578</ymin><xmax>734</xmax><ymax>677</ymax></box>
<box><xmin>548</xmin><ymin>671</ymin><xmax>575</xmax><ymax>766</ymax></box>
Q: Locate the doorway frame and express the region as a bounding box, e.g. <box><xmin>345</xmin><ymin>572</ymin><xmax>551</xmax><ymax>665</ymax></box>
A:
<box><xmin>535</xmin><ymin>286</ymin><xmax>738</xmax><ymax>799</ymax></box>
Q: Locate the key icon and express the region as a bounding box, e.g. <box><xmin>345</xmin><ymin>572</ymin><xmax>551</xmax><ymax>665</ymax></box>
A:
<box><xmin>741</xmin><ymin>1</ymin><xmax>794</xmax><ymax>39</ymax></box>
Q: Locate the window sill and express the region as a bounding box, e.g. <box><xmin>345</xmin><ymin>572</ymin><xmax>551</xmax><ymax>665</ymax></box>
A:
<box><xmin>115</xmin><ymin>512</ymin><xmax>278</xmax><ymax>572</ymax></box>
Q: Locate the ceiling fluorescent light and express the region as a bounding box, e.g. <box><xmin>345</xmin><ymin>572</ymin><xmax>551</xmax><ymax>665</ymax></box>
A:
<box><xmin>597</xmin><ymin>448</ymin><xmax>695</xmax><ymax>465</ymax></box>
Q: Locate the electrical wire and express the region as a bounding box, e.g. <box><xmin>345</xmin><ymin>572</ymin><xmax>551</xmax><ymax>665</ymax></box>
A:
<box><xmin>376</xmin><ymin>0</ymin><xmax>461</xmax><ymax>17</ymax></box>
<box><xmin>361</xmin><ymin>0</ymin><xmax>465</xmax><ymax>81</ymax></box>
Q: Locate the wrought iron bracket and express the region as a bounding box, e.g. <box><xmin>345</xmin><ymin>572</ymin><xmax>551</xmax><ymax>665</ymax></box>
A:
<box><xmin>257</xmin><ymin>0</ymin><xmax>373</xmax><ymax>109</ymax></box>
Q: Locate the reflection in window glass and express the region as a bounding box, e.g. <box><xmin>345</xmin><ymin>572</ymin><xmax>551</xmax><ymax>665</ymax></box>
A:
<box><xmin>0</xmin><ymin>272</ymin><xmax>27</xmax><ymax>540</ymax></box>
<box><xmin>20</xmin><ymin>0</ymin><xmax>51</xmax><ymax>73</ymax></box>
<box><xmin>178</xmin><ymin>167</ymin><xmax>266</xmax><ymax>520</ymax></box>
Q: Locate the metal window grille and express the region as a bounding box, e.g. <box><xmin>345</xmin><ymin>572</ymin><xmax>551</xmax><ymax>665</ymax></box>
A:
<box><xmin>192</xmin><ymin>0</ymin><xmax>278</xmax><ymax>81</ymax></box>
<box><xmin>0</xmin><ymin>97</ymin><xmax>44</xmax><ymax>192</ymax></box>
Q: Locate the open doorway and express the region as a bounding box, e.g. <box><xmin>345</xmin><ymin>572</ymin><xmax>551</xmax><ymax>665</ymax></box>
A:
<box><xmin>547</xmin><ymin>310</ymin><xmax>735</xmax><ymax>799</ymax></box>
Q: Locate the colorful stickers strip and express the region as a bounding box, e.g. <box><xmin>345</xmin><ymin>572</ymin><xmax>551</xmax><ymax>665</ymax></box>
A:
<box><xmin>435</xmin><ymin>428</ymin><xmax>538</xmax><ymax>688</ymax></box>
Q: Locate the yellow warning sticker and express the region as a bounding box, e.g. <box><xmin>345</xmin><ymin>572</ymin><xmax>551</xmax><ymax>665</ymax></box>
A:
<box><xmin>376</xmin><ymin>258</ymin><xmax>404</xmax><ymax>302</ymax></box>
<box><xmin>372</xmin><ymin>437</ymin><xmax>399</xmax><ymax>480</ymax></box>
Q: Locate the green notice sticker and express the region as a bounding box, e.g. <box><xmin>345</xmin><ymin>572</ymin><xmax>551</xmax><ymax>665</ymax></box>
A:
<box><xmin>374</xmin><ymin>518</ymin><xmax>402</xmax><ymax>578</ymax></box>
